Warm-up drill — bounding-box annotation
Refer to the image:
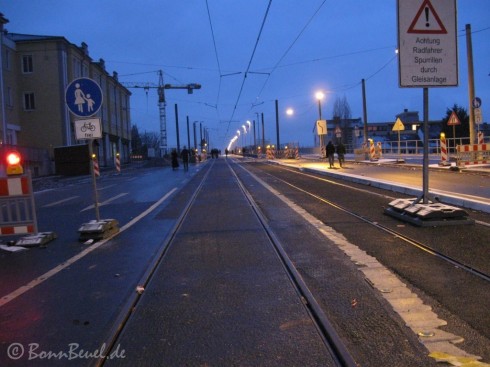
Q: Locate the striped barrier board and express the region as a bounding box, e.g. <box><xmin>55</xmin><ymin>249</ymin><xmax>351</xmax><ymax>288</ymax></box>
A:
<box><xmin>0</xmin><ymin>174</ymin><xmax>37</xmax><ymax>236</ymax></box>
<box><xmin>456</xmin><ymin>144</ymin><xmax>490</xmax><ymax>166</ymax></box>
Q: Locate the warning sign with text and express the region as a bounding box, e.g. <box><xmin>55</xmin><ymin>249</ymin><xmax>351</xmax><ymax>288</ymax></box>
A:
<box><xmin>397</xmin><ymin>0</ymin><xmax>458</xmax><ymax>87</ymax></box>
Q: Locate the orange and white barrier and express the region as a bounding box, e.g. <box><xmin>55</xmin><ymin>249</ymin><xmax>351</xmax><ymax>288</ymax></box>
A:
<box><xmin>369</xmin><ymin>140</ymin><xmax>376</xmax><ymax>160</ymax></box>
<box><xmin>478</xmin><ymin>131</ymin><xmax>485</xmax><ymax>145</ymax></box>
<box><xmin>93</xmin><ymin>155</ymin><xmax>100</xmax><ymax>177</ymax></box>
<box><xmin>376</xmin><ymin>142</ymin><xmax>383</xmax><ymax>158</ymax></box>
<box><xmin>294</xmin><ymin>146</ymin><xmax>299</xmax><ymax>160</ymax></box>
<box><xmin>115</xmin><ymin>154</ymin><xmax>121</xmax><ymax>173</ymax></box>
<box><xmin>456</xmin><ymin>143</ymin><xmax>490</xmax><ymax>166</ymax></box>
<box><xmin>439</xmin><ymin>135</ymin><xmax>448</xmax><ymax>165</ymax></box>
<box><xmin>0</xmin><ymin>175</ymin><xmax>37</xmax><ymax>235</ymax></box>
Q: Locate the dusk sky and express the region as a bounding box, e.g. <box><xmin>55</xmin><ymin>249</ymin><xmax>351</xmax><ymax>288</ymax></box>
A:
<box><xmin>3</xmin><ymin>1</ymin><xmax>489</xmax><ymax>149</ymax></box>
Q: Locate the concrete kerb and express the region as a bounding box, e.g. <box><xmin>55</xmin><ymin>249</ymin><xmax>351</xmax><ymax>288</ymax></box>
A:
<box><xmin>268</xmin><ymin>159</ymin><xmax>490</xmax><ymax>215</ymax></box>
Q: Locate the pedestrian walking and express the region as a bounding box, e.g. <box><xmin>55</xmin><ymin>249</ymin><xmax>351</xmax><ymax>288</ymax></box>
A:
<box><xmin>336</xmin><ymin>142</ymin><xmax>346</xmax><ymax>168</ymax></box>
<box><xmin>326</xmin><ymin>141</ymin><xmax>335</xmax><ymax>168</ymax></box>
<box><xmin>171</xmin><ymin>149</ymin><xmax>179</xmax><ymax>171</ymax></box>
<box><xmin>181</xmin><ymin>146</ymin><xmax>189</xmax><ymax>171</ymax></box>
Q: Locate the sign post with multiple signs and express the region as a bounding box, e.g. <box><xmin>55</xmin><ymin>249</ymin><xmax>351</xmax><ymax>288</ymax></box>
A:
<box><xmin>65</xmin><ymin>78</ymin><xmax>103</xmax><ymax>222</ymax></box>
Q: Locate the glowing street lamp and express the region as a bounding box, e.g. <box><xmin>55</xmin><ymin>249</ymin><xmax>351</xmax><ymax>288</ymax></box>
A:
<box><xmin>315</xmin><ymin>91</ymin><xmax>325</xmax><ymax>120</ymax></box>
<box><xmin>286</xmin><ymin>108</ymin><xmax>294</xmax><ymax>116</ymax></box>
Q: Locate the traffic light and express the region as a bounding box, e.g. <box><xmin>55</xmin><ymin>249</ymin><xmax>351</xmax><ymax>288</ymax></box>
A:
<box><xmin>6</xmin><ymin>151</ymin><xmax>24</xmax><ymax>175</ymax></box>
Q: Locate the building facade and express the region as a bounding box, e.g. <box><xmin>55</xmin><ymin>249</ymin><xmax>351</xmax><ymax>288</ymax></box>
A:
<box><xmin>0</xmin><ymin>14</ymin><xmax>131</xmax><ymax>176</ymax></box>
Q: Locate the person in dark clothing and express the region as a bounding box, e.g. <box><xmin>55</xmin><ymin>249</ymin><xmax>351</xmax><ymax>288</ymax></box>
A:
<box><xmin>326</xmin><ymin>141</ymin><xmax>335</xmax><ymax>168</ymax></box>
<box><xmin>171</xmin><ymin>149</ymin><xmax>179</xmax><ymax>171</ymax></box>
<box><xmin>336</xmin><ymin>142</ymin><xmax>346</xmax><ymax>168</ymax></box>
<box><xmin>181</xmin><ymin>146</ymin><xmax>189</xmax><ymax>171</ymax></box>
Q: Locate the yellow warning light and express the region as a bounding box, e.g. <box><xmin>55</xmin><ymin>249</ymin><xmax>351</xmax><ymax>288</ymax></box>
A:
<box><xmin>440</xmin><ymin>132</ymin><xmax>445</xmax><ymax>138</ymax></box>
<box><xmin>6</xmin><ymin>151</ymin><xmax>24</xmax><ymax>175</ymax></box>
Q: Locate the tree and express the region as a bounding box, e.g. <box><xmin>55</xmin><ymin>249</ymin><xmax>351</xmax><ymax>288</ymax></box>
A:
<box><xmin>441</xmin><ymin>104</ymin><xmax>469</xmax><ymax>139</ymax></box>
<box><xmin>131</xmin><ymin>125</ymin><xmax>142</xmax><ymax>153</ymax></box>
<box><xmin>332</xmin><ymin>96</ymin><xmax>352</xmax><ymax>143</ymax></box>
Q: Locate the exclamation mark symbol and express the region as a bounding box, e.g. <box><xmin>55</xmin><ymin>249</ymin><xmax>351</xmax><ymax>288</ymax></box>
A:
<box><xmin>425</xmin><ymin>6</ymin><xmax>430</xmax><ymax>27</ymax></box>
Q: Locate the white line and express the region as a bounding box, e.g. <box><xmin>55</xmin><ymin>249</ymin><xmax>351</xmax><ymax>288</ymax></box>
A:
<box><xmin>81</xmin><ymin>192</ymin><xmax>128</xmax><ymax>212</ymax></box>
<box><xmin>98</xmin><ymin>184</ymin><xmax>116</xmax><ymax>191</ymax></box>
<box><xmin>43</xmin><ymin>196</ymin><xmax>79</xmax><ymax>208</ymax></box>
<box><xmin>0</xmin><ymin>188</ymin><xmax>177</xmax><ymax>308</ymax></box>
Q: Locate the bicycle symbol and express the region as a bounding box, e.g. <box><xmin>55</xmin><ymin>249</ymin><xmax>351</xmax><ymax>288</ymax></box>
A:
<box><xmin>81</xmin><ymin>121</ymin><xmax>96</xmax><ymax>132</ymax></box>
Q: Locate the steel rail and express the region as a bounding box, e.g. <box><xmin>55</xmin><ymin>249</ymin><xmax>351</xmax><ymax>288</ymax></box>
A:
<box><xmin>258</xmin><ymin>163</ymin><xmax>490</xmax><ymax>284</ymax></box>
<box><xmin>227</xmin><ymin>159</ymin><xmax>358</xmax><ymax>367</ymax></box>
<box><xmin>94</xmin><ymin>160</ymin><xmax>215</xmax><ymax>367</ymax></box>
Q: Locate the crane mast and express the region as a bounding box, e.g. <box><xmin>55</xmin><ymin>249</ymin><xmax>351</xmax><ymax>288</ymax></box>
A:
<box><xmin>121</xmin><ymin>70</ymin><xmax>201</xmax><ymax>155</ymax></box>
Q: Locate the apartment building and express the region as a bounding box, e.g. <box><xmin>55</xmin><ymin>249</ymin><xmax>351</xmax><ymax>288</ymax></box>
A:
<box><xmin>0</xmin><ymin>13</ymin><xmax>131</xmax><ymax>176</ymax></box>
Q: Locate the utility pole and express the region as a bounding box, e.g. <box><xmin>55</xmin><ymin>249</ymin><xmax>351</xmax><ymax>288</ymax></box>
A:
<box><xmin>466</xmin><ymin>24</ymin><xmax>476</xmax><ymax>144</ymax></box>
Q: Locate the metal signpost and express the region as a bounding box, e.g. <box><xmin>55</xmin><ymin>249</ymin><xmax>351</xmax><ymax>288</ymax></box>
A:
<box><xmin>392</xmin><ymin>118</ymin><xmax>405</xmax><ymax>162</ymax></box>
<box><xmin>66</xmin><ymin>78</ymin><xmax>103</xmax><ymax>221</ymax></box>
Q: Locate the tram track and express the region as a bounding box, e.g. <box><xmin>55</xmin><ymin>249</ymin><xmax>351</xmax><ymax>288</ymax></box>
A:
<box><xmin>227</xmin><ymin>159</ymin><xmax>357</xmax><ymax>367</ymax></box>
<box><xmin>94</xmin><ymin>161</ymin><xmax>216</xmax><ymax>367</ymax></box>
<box><xmin>232</xmin><ymin>160</ymin><xmax>490</xmax><ymax>359</ymax></box>
<box><xmin>250</xmin><ymin>162</ymin><xmax>490</xmax><ymax>284</ymax></box>
<box><xmin>95</xmin><ymin>159</ymin><xmax>357</xmax><ymax>367</ymax></box>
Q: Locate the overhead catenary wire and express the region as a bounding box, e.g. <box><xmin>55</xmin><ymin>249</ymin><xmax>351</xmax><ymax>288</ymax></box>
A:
<box><xmin>223</xmin><ymin>0</ymin><xmax>273</xmax><ymax>142</ymax></box>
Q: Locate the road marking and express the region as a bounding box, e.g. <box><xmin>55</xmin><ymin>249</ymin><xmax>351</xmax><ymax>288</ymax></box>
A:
<box><xmin>43</xmin><ymin>196</ymin><xmax>79</xmax><ymax>208</ymax></box>
<box><xmin>0</xmin><ymin>188</ymin><xmax>177</xmax><ymax>308</ymax></box>
<box><xmin>98</xmin><ymin>184</ymin><xmax>116</xmax><ymax>190</ymax></box>
<box><xmin>80</xmin><ymin>192</ymin><xmax>128</xmax><ymax>212</ymax></box>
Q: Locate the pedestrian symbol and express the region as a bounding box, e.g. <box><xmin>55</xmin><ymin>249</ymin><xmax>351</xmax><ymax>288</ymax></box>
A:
<box><xmin>65</xmin><ymin>78</ymin><xmax>103</xmax><ymax>117</ymax></box>
<box><xmin>407</xmin><ymin>0</ymin><xmax>447</xmax><ymax>34</ymax></box>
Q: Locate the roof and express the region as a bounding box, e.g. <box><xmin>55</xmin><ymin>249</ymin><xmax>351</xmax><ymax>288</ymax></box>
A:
<box><xmin>5</xmin><ymin>32</ymin><xmax>66</xmax><ymax>42</ymax></box>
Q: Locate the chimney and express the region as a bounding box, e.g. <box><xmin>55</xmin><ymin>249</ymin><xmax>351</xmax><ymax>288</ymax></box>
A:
<box><xmin>81</xmin><ymin>42</ymin><xmax>89</xmax><ymax>56</ymax></box>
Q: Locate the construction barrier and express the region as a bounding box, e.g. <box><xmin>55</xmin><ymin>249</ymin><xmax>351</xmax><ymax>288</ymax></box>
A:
<box><xmin>439</xmin><ymin>135</ymin><xmax>448</xmax><ymax>165</ymax></box>
<box><xmin>369</xmin><ymin>140</ymin><xmax>376</xmax><ymax>160</ymax></box>
<box><xmin>376</xmin><ymin>142</ymin><xmax>383</xmax><ymax>159</ymax></box>
<box><xmin>478</xmin><ymin>131</ymin><xmax>484</xmax><ymax>145</ymax></box>
<box><xmin>115</xmin><ymin>154</ymin><xmax>121</xmax><ymax>173</ymax></box>
<box><xmin>93</xmin><ymin>155</ymin><xmax>100</xmax><ymax>177</ymax></box>
<box><xmin>0</xmin><ymin>173</ymin><xmax>37</xmax><ymax>236</ymax></box>
<box><xmin>266</xmin><ymin>147</ymin><xmax>275</xmax><ymax>159</ymax></box>
<box><xmin>456</xmin><ymin>144</ymin><xmax>490</xmax><ymax>167</ymax></box>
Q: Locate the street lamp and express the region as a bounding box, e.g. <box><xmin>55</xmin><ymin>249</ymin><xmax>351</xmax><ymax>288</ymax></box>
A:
<box><xmin>315</xmin><ymin>91</ymin><xmax>324</xmax><ymax>120</ymax></box>
<box><xmin>286</xmin><ymin>108</ymin><xmax>294</xmax><ymax>116</ymax></box>
<box><xmin>316</xmin><ymin>91</ymin><xmax>325</xmax><ymax>153</ymax></box>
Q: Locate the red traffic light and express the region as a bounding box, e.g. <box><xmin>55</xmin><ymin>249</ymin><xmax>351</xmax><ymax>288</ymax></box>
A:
<box><xmin>6</xmin><ymin>151</ymin><xmax>24</xmax><ymax>175</ymax></box>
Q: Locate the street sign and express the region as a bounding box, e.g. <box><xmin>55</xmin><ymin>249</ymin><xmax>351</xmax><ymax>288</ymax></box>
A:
<box><xmin>472</xmin><ymin>97</ymin><xmax>482</xmax><ymax>109</ymax></box>
<box><xmin>392</xmin><ymin>118</ymin><xmax>405</xmax><ymax>131</ymax></box>
<box><xmin>475</xmin><ymin>108</ymin><xmax>482</xmax><ymax>124</ymax></box>
<box><xmin>447</xmin><ymin>111</ymin><xmax>461</xmax><ymax>126</ymax></box>
<box><xmin>65</xmin><ymin>78</ymin><xmax>103</xmax><ymax>117</ymax></box>
<box><xmin>397</xmin><ymin>0</ymin><xmax>458</xmax><ymax>87</ymax></box>
<box><xmin>316</xmin><ymin>120</ymin><xmax>327</xmax><ymax>136</ymax></box>
<box><xmin>74</xmin><ymin>118</ymin><xmax>102</xmax><ymax>140</ymax></box>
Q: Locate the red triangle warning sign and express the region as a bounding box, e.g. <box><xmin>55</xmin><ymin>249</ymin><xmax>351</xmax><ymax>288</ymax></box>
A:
<box><xmin>407</xmin><ymin>0</ymin><xmax>447</xmax><ymax>34</ymax></box>
<box><xmin>447</xmin><ymin>111</ymin><xmax>461</xmax><ymax>126</ymax></box>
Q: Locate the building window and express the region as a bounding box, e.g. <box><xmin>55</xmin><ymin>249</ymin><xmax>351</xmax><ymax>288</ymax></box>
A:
<box><xmin>23</xmin><ymin>92</ymin><xmax>35</xmax><ymax>110</ymax></box>
<box><xmin>4</xmin><ymin>49</ymin><xmax>11</xmax><ymax>70</ymax></box>
<box><xmin>22</xmin><ymin>55</ymin><xmax>34</xmax><ymax>73</ymax></box>
<box><xmin>7</xmin><ymin>87</ymin><xmax>13</xmax><ymax>107</ymax></box>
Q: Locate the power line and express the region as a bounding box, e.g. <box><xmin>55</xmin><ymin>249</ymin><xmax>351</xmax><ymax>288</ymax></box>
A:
<box><xmin>224</xmin><ymin>0</ymin><xmax>273</xmax><ymax>141</ymax></box>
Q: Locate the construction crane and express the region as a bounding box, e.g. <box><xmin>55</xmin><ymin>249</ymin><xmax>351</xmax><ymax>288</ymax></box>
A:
<box><xmin>121</xmin><ymin>70</ymin><xmax>201</xmax><ymax>155</ymax></box>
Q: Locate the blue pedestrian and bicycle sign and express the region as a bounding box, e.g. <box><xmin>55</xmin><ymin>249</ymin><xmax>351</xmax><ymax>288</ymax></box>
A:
<box><xmin>65</xmin><ymin>78</ymin><xmax>103</xmax><ymax>117</ymax></box>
